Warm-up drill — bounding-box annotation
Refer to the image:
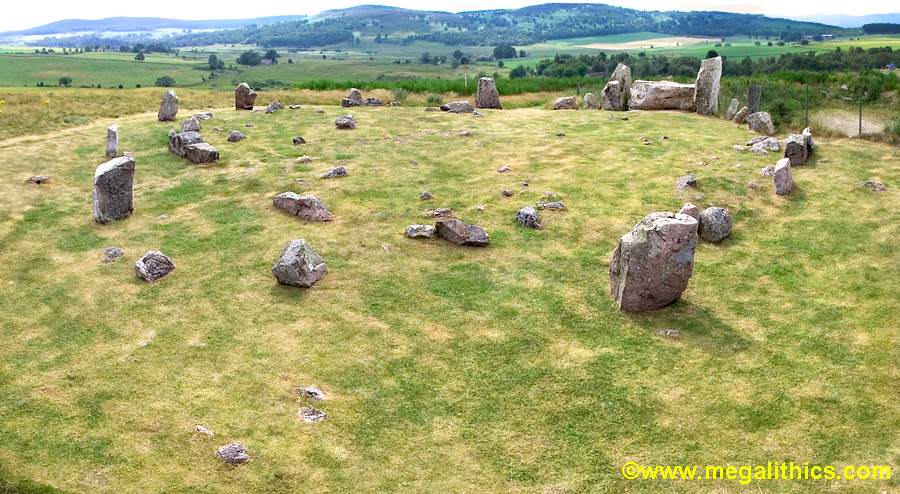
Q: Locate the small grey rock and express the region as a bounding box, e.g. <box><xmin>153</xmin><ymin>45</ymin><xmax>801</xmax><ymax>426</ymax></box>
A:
<box><xmin>335</xmin><ymin>115</ymin><xmax>356</xmax><ymax>129</ymax></box>
<box><xmin>134</xmin><ymin>250</ymin><xmax>175</xmax><ymax>282</ymax></box>
<box><xmin>297</xmin><ymin>386</ymin><xmax>326</xmax><ymax>401</ymax></box>
<box><xmin>298</xmin><ymin>407</ymin><xmax>327</xmax><ymax>423</ymax></box>
<box><xmin>102</xmin><ymin>247</ymin><xmax>124</xmax><ymax>263</ymax></box>
<box><xmin>272</xmin><ymin>239</ymin><xmax>327</xmax><ymax>288</ymax></box>
<box><xmin>675</xmin><ymin>173</ymin><xmax>698</xmax><ymax>190</ymax></box>
<box><xmin>698</xmin><ymin>207</ymin><xmax>732</xmax><ymax>242</ymax></box>
<box><xmin>292</xmin><ymin>136</ymin><xmax>306</xmax><ymax>145</ymax></box>
<box><xmin>863</xmin><ymin>180</ymin><xmax>886</xmax><ymax>192</ymax></box>
<box><xmin>419</xmin><ymin>191</ymin><xmax>433</xmax><ymax>200</ymax></box>
<box><xmin>26</xmin><ymin>175</ymin><xmax>50</xmax><ymax>184</ymax></box>
<box><xmin>216</xmin><ymin>443</ymin><xmax>249</xmax><ymax>465</ymax></box>
<box><xmin>227</xmin><ymin>130</ymin><xmax>246</xmax><ymax>142</ymax></box>
<box><xmin>405</xmin><ymin>224</ymin><xmax>436</xmax><ymax>239</ymax></box>
<box><xmin>516</xmin><ymin>206</ymin><xmax>542</xmax><ymax>229</ymax></box>
<box><xmin>321</xmin><ymin>166</ymin><xmax>347</xmax><ymax>179</ymax></box>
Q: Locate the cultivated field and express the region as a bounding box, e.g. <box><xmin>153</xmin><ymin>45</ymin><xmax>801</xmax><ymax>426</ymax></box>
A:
<box><xmin>0</xmin><ymin>99</ymin><xmax>897</xmax><ymax>492</ymax></box>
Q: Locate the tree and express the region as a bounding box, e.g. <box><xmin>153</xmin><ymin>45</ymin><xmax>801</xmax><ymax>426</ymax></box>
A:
<box><xmin>237</xmin><ymin>51</ymin><xmax>262</xmax><ymax>66</ymax></box>
<box><xmin>155</xmin><ymin>76</ymin><xmax>176</xmax><ymax>87</ymax></box>
<box><xmin>493</xmin><ymin>45</ymin><xmax>517</xmax><ymax>59</ymax></box>
<box><xmin>420</xmin><ymin>52</ymin><xmax>432</xmax><ymax>64</ymax></box>
<box><xmin>134</xmin><ymin>53</ymin><xmax>145</xmax><ymax>62</ymax></box>
<box><xmin>706</xmin><ymin>49</ymin><xmax>719</xmax><ymax>59</ymax></box>
<box><xmin>58</xmin><ymin>76</ymin><xmax>72</xmax><ymax>87</ymax></box>
<box><xmin>452</xmin><ymin>50</ymin><xmax>464</xmax><ymax>61</ymax></box>
<box><xmin>264</xmin><ymin>49</ymin><xmax>280</xmax><ymax>64</ymax></box>
<box><xmin>497</xmin><ymin>60</ymin><xmax>505</xmax><ymax>68</ymax></box>
<box><xmin>208</xmin><ymin>54</ymin><xmax>224</xmax><ymax>70</ymax></box>
<box><xmin>509</xmin><ymin>65</ymin><xmax>529</xmax><ymax>79</ymax></box>
<box><xmin>518</xmin><ymin>49</ymin><xmax>526</xmax><ymax>58</ymax></box>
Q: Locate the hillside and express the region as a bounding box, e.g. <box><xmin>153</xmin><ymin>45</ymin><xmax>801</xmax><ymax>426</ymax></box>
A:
<box><xmin>1</xmin><ymin>15</ymin><xmax>307</xmax><ymax>36</ymax></box>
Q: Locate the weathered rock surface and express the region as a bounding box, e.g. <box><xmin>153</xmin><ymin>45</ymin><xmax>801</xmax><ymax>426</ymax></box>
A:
<box><xmin>341</xmin><ymin>88</ymin><xmax>364</xmax><ymax>107</ymax></box>
<box><xmin>227</xmin><ymin>130</ymin><xmax>246</xmax><ymax>142</ymax></box>
<box><xmin>698</xmin><ymin>207</ymin><xmax>732</xmax><ymax>242</ymax></box>
<box><xmin>185</xmin><ymin>143</ymin><xmax>219</xmax><ymax>164</ymax></box>
<box><xmin>298</xmin><ymin>407</ymin><xmax>327</xmax><ymax>423</ymax></box>
<box><xmin>582</xmin><ymin>92</ymin><xmax>599</xmax><ymax>109</ymax></box>
<box><xmin>863</xmin><ymin>179</ymin><xmax>886</xmax><ymax>192</ymax></box>
<box><xmin>134</xmin><ymin>250</ymin><xmax>175</xmax><ymax>282</ymax></box>
<box><xmin>440</xmin><ymin>101</ymin><xmax>474</xmax><ymax>113</ymax></box>
<box><xmin>749</xmin><ymin>84</ymin><xmax>762</xmax><ymax>113</ymax></box>
<box><xmin>193</xmin><ymin>112</ymin><xmax>213</xmax><ymax>120</ymax></box>
<box><xmin>106</xmin><ymin>125</ymin><xmax>119</xmax><ymax>158</ymax></box>
<box><xmin>93</xmin><ymin>155</ymin><xmax>135</xmax><ymax>224</ymax></box>
<box><xmin>733</xmin><ymin>106</ymin><xmax>750</xmax><ymax>124</ymax></box>
<box><xmin>747</xmin><ymin>112</ymin><xmax>775</xmax><ymax>136</ymax></box>
<box><xmin>419</xmin><ymin>191</ymin><xmax>433</xmax><ymax>200</ymax></box>
<box><xmin>168</xmin><ymin>130</ymin><xmax>204</xmax><ymax>157</ymax></box>
<box><xmin>272</xmin><ymin>239</ymin><xmax>327</xmax><ymax>288</ymax></box>
<box><xmin>553</xmin><ymin>96</ymin><xmax>577</xmax><ymax>110</ymax></box>
<box><xmin>102</xmin><ymin>246</ymin><xmax>124</xmax><ymax>263</ymax></box>
<box><xmin>783</xmin><ymin>132</ymin><xmax>813</xmax><ymax>165</ymax></box>
<box><xmin>629</xmin><ymin>81</ymin><xmax>696</xmax><ymax>111</ymax></box>
<box><xmin>298</xmin><ymin>386</ymin><xmax>327</xmax><ymax>401</ymax></box>
<box><xmin>181</xmin><ymin>116</ymin><xmax>201</xmax><ymax>132</ymax></box>
<box><xmin>292</xmin><ymin>136</ymin><xmax>306</xmax><ymax>145</ymax></box>
<box><xmin>475</xmin><ymin>77</ymin><xmax>502</xmax><ymax>109</ymax></box>
<box><xmin>365</xmin><ymin>97</ymin><xmax>384</xmax><ymax>106</ymax></box>
<box><xmin>265</xmin><ymin>100</ymin><xmax>284</xmax><ymax>114</ymax></box>
<box><xmin>321</xmin><ymin>166</ymin><xmax>347</xmax><ymax>179</ymax></box>
<box><xmin>405</xmin><ymin>224</ymin><xmax>436</xmax><ymax>239</ymax></box>
<box><xmin>434</xmin><ymin>219</ymin><xmax>489</xmax><ymax>246</ymax></box>
<box><xmin>516</xmin><ymin>206</ymin><xmax>542</xmax><ymax>228</ymax></box>
<box><xmin>609</xmin><ymin>212</ymin><xmax>698</xmax><ymax>312</ymax></box>
<box><xmin>158</xmin><ymin>90</ymin><xmax>179</xmax><ymax>121</ymax></box>
<box><xmin>216</xmin><ymin>443</ymin><xmax>249</xmax><ymax>465</ymax></box>
<box><xmin>675</xmin><ymin>173</ymin><xmax>698</xmax><ymax>190</ymax></box>
<box><xmin>724</xmin><ymin>98</ymin><xmax>740</xmax><ymax>120</ymax></box>
<box><xmin>678</xmin><ymin>203</ymin><xmax>701</xmax><ymax>220</ymax></box>
<box><xmin>601</xmin><ymin>63</ymin><xmax>632</xmax><ymax>110</ymax></box>
<box><xmin>774</xmin><ymin>158</ymin><xmax>793</xmax><ymax>195</ymax></box>
<box><xmin>234</xmin><ymin>83</ymin><xmax>257</xmax><ymax>110</ymax></box>
<box><xmin>749</xmin><ymin>136</ymin><xmax>780</xmax><ymax>154</ymax></box>
<box><xmin>334</xmin><ymin>115</ymin><xmax>356</xmax><ymax>129</ymax></box>
<box><xmin>694</xmin><ymin>56</ymin><xmax>722</xmax><ymax>115</ymax></box>
<box><xmin>26</xmin><ymin>175</ymin><xmax>50</xmax><ymax>184</ymax></box>
<box><xmin>273</xmin><ymin>192</ymin><xmax>334</xmax><ymax>221</ymax></box>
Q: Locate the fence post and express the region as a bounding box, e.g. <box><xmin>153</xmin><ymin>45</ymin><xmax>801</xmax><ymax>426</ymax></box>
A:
<box><xmin>805</xmin><ymin>84</ymin><xmax>809</xmax><ymax>128</ymax></box>
<box><xmin>858</xmin><ymin>85</ymin><xmax>863</xmax><ymax>137</ymax></box>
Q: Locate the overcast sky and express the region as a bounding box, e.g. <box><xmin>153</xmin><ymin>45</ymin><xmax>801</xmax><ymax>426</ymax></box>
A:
<box><xmin>1</xmin><ymin>0</ymin><xmax>894</xmax><ymax>32</ymax></box>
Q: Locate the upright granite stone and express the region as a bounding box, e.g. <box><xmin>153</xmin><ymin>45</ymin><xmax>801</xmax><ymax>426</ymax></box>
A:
<box><xmin>106</xmin><ymin>125</ymin><xmax>119</xmax><ymax>158</ymax></box>
<box><xmin>601</xmin><ymin>63</ymin><xmax>632</xmax><ymax>111</ymax></box>
<box><xmin>272</xmin><ymin>239</ymin><xmax>327</xmax><ymax>288</ymax></box>
<box><xmin>774</xmin><ymin>158</ymin><xmax>794</xmax><ymax>195</ymax></box>
<box><xmin>134</xmin><ymin>250</ymin><xmax>175</xmax><ymax>282</ymax></box>
<box><xmin>553</xmin><ymin>96</ymin><xmax>577</xmax><ymax>110</ymax></box>
<box><xmin>747</xmin><ymin>112</ymin><xmax>775</xmax><ymax>136</ymax></box>
<box><xmin>724</xmin><ymin>98</ymin><xmax>740</xmax><ymax>120</ymax></box>
<box><xmin>629</xmin><ymin>81</ymin><xmax>696</xmax><ymax>111</ymax></box>
<box><xmin>475</xmin><ymin>77</ymin><xmax>502</xmax><ymax>109</ymax></box>
<box><xmin>93</xmin><ymin>155</ymin><xmax>135</xmax><ymax>224</ymax></box>
<box><xmin>802</xmin><ymin>127</ymin><xmax>815</xmax><ymax>156</ymax></box>
<box><xmin>582</xmin><ymin>92</ymin><xmax>599</xmax><ymax>109</ymax></box>
<box><xmin>341</xmin><ymin>88</ymin><xmax>364</xmax><ymax>107</ymax></box>
<box><xmin>733</xmin><ymin>106</ymin><xmax>750</xmax><ymax>124</ymax></box>
<box><xmin>608</xmin><ymin>212</ymin><xmax>698</xmax><ymax>312</ymax></box>
<box><xmin>748</xmin><ymin>85</ymin><xmax>762</xmax><ymax>113</ymax></box>
<box><xmin>273</xmin><ymin>192</ymin><xmax>334</xmax><ymax>222</ymax></box>
<box><xmin>694</xmin><ymin>56</ymin><xmax>722</xmax><ymax>115</ymax></box>
<box><xmin>158</xmin><ymin>90</ymin><xmax>179</xmax><ymax>121</ymax></box>
<box><xmin>698</xmin><ymin>207</ymin><xmax>732</xmax><ymax>242</ymax></box>
<box><xmin>783</xmin><ymin>133</ymin><xmax>809</xmax><ymax>165</ymax></box>
<box><xmin>234</xmin><ymin>83</ymin><xmax>257</xmax><ymax>110</ymax></box>
<box><xmin>434</xmin><ymin>219</ymin><xmax>489</xmax><ymax>246</ymax></box>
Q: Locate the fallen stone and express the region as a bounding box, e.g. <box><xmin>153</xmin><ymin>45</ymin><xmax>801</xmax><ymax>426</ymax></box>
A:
<box><xmin>297</xmin><ymin>386</ymin><xmax>326</xmax><ymax>401</ymax></box>
<box><xmin>321</xmin><ymin>166</ymin><xmax>347</xmax><ymax>179</ymax></box>
<box><xmin>678</xmin><ymin>203</ymin><xmax>701</xmax><ymax>220</ymax></box>
<box><xmin>185</xmin><ymin>143</ymin><xmax>219</xmax><ymax>164</ymax></box>
<box><xmin>273</xmin><ymin>192</ymin><xmax>334</xmax><ymax>221</ymax></box>
<box><xmin>553</xmin><ymin>96</ymin><xmax>577</xmax><ymax>110</ymax></box>
<box><xmin>747</xmin><ymin>112</ymin><xmax>775</xmax><ymax>136</ymax></box>
<box><xmin>193</xmin><ymin>112</ymin><xmax>213</xmax><ymax>120</ymax></box>
<box><xmin>102</xmin><ymin>246</ymin><xmax>124</xmax><ymax>263</ymax></box>
<box><xmin>158</xmin><ymin>90</ymin><xmax>178</xmax><ymax>121</ymax></box>
<box><xmin>537</xmin><ymin>201</ymin><xmax>566</xmax><ymax>210</ymax></box>
<box><xmin>458</xmin><ymin>129</ymin><xmax>471</xmax><ymax>137</ymax></box>
<box><xmin>698</xmin><ymin>207</ymin><xmax>732</xmax><ymax>242</ymax></box>
<box><xmin>724</xmin><ymin>98</ymin><xmax>740</xmax><ymax>120</ymax></box>
<box><xmin>134</xmin><ymin>250</ymin><xmax>175</xmax><ymax>282</ymax></box>
<box><xmin>405</xmin><ymin>224</ymin><xmax>436</xmax><ymax>239</ymax></box>
<box><xmin>774</xmin><ymin>158</ymin><xmax>793</xmax><ymax>195</ymax></box>
<box><xmin>516</xmin><ymin>206</ymin><xmax>542</xmax><ymax>228</ymax></box>
<box><xmin>288</xmin><ymin>104</ymin><xmax>301</xmax><ymax>110</ymax></box>
<box><xmin>656</xmin><ymin>328</ymin><xmax>681</xmax><ymax>339</ymax></box>
<box><xmin>501</xmin><ymin>189</ymin><xmax>513</xmax><ymax>197</ymax></box>
<box><xmin>424</xmin><ymin>207</ymin><xmax>455</xmax><ymax>219</ymax></box>
<box><xmin>497</xmin><ymin>165</ymin><xmax>511</xmax><ymax>173</ymax></box>
<box><xmin>609</xmin><ymin>212</ymin><xmax>698</xmax><ymax>311</ymax></box>
<box><xmin>365</xmin><ymin>97</ymin><xmax>384</xmax><ymax>106</ymax></box>
<box><xmin>749</xmin><ymin>136</ymin><xmax>780</xmax><ymax>154</ymax></box>
<box><xmin>234</xmin><ymin>83</ymin><xmax>257</xmax><ymax>110</ymax></box>
<box><xmin>760</xmin><ymin>166</ymin><xmax>775</xmax><ymax>177</ymax></box>
<box><xmin>168</xmin><ymin>130</ymin><xmax>203</xmax><ymax>157</ymax></box>
<box><xmin>93</xmin><ymin>155</ymin><xmax>135</xmax><ymax>224</ymax></box>
<box><xmin>272</xmin><ymin>239</ymin><xmax>327</xmax><ymax>288</ymax></box>
<box><xmin>334</xmin><ymin>115</ymin><xmax>356</xmax><ymax>129</ymax></box>
<box><xmin>298</xmin><ymin>407</ymin><xmax>327</xmax><ymax>423</ymax></box>
<box><xmin>216</xmin><ymin>443</ymin><xmax>249</xmax><ymax>465</ymax></box>
<box><xmin>629</xmin><ymin>81</ymin><xmax>696</xmax><ymax>111</ymax></box>
<box><xmin>106</xmin><ymin>125</ymin><xmax>119</xmax><ymax>158</ymax></box>
<box><xmin>675</xmin><ymin>173</ymin><xmax>698</xmax><ymax>190</ymax></box>
<box><xmin>297</xmin><ymin>156</ymin><xmax>313</xmax><ymax>164</ymax></box>
<box><xmin>693</xmin><ymin>56</ymin><xmax>722</xmax><ymax>115</ymax></box>
<box><xmin>440</xmin><ymin>101</ymin><xmax>474</xmax><ymax>113</ymax></box>
<box><xmin>435</xmin><ymin>219</ymin><xmax>489</xmax><ymax>246</ymax></box>
<box><xmin>227</xmin><ymin>130</ymin><xmax>246</xmax><ymax>142</ymax></box>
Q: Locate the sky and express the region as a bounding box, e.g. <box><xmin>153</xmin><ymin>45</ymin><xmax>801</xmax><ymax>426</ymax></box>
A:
<box><xmin>1</xmin><ymin>0</ymin><xmax>896</xmax><ymax>32</ymax></box>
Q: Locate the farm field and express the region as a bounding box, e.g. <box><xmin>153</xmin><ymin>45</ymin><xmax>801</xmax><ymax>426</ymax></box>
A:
<box><xmin>0</xmin><ymin>100</ymin><xmax>897</xmax><ymax>492</ymax></box>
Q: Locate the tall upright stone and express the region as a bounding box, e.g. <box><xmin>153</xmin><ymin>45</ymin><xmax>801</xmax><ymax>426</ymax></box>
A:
<box><xmin>601</xmin><ymin>63</ymin><xmax>632</xmax><ymax>110</ymax></box>
<box><xmin>724</xmin><ymin>98</ymin><xmax>740</xmax><ymax>120</ymax></box>
<box><xmin>158</xmin><ymin>90</ymin><xmax>178</xmax><ymax>121</ymax></box>
<box><xmin>106</xmin><ymin>125</ymin><xmax>119</xmax><ymax>158</ymax></box>
<box><xmin>93</xmin><ymin>156</ymin><xmax>135</xmax><ymax>224</ymax></box>
<box><xmin>341</xmin><ymin>88</ymin><xmax>364</xmax><ymax>107</ymax></box>
<box><xmin>694</xmin><ymin>56</ymin><xmax>722</xmax><ymax>115</ymax></box>
<box><xmin>748</xmin><ymin>85</ymin><xmax>761</xmax><ymax>113</ymax></box>
<box><xmin>774</xmin><ymin>158</ymin><xmax>793</xmax><ymax>195</ymax></box>
<box><xmin>609</xmin><ymin>212</ymin><xmax>698</xmax><ymax>312</ymax></box>
<box><xmin>234</xmin><ymin>83</ymin><xmax>257</xmax><ymax>110</ymax></box>
<box><xmin>475</xmin><ymin>77</ymin><xmax>502</xmax><ymax>109</ymax></box>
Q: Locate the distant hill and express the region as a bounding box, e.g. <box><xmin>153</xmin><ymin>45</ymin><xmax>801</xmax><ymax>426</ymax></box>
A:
<box><xmin>791</xmin><ymin>13</ymin><xmax>900</xmax><ymax>28</ymax></box>
<box><xmin>1</xmin><ymin>15</ymin><xmax>307</xmax><ymax>36</ymax></box>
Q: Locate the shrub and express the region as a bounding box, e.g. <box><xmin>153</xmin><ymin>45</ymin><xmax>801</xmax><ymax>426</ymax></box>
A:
<box><xmin>426</xmin><ymin>93</ymin><xmax>443</xmax><ymax>106</ymax></box>
<box><xmin>237</xmin><ymin>51</ymin><xmax>262</xmax><ymax>66</ymax></box>
<box><xmin>58</xmin><ymin>76</ymin><xmax>72</xmax><ymax>87</ymax></box>
<box><xmin>391</xmin><ymin>88</ymin><xmax>409</xmax><ymax>104</ymax></box>
<box><xmin>154</xmin><ymin>76</ymin><xmax>176</xmax><ymax>87</ymax></box>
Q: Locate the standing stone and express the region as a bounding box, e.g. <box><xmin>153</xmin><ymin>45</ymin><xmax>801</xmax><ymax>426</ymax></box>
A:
<box><xmin>582</xmin><ymin>92</ymin><xmax>599</xmax><ymax>109</ymax></box>
<box><xmin>747</xmin><ymin>112</ymin><xmax>775</xmax><ymax>136</ymax></box>
<box><xmin>553</xmin><ymin>96</ymin><xmax>577</xmax><ymax>110</ymax></box>
<box><xmin>748</xmin><ymin>85</ymin><xmax>761</xmax><ymax>113</ymax></box>
<box><xmin>341</xmin><ymin>88</ymin><xmax>364</xmax><ymax>107</ymax></box>
<box><xmin>783</xmin><ymin>133</ymin><xmax>809</xmax><ymax>165</ymax></box>
<box><xmin>234</xmin><ymin>83</ymin><xmax>257</xmax><ymax>110</ymax></box>
<box><xmin>93</xmin><ymin>156</ymin><xmax>135</xmax><ymax>224</ymax></box>
<box><xmin>628</xmin><ymin>81</ymin><xmax>696</xmax><ymax>111</ymax></box>
<box><xmin>181</xmin><ymin>116</ymin><xmax>201</xmax><ymax>132</ymax></box>
<box><xmin>134</xmin><ymin>250</ymin><xmax>175</xmax><ymax>282</ymax></box>
<box><xmin>608</xmin><ymin>212</ymin><xmax>698</xmax><ymax>312</ymax></box>
<box><xmin>802</xmin><ymin>127</ymin><xmax>815</xmax><ymax>156</ymax></box>
<box><xmin>774</xmin><ymin>158</ymin><xmax>793</xmax><ymax>195</ymax></box>
<box><xmin>694</xmin><ymin>56</ymin><xmax>722</xmax><ymax>115</ymax></box>
<box><xmin>434</xmin><ymin>219</ymin><xmax>489</xmax><ymax>246</ymax></box>
<box><xmin>105</xmin><ymin>125</ymin><xmax>119</xmax><ymax>158</ymax></box>
<box><xmin>698</xmin><ymin>207</ymin><xmax>732</xmax><ymax>242</ymax></box>
<box><xmin>516</xmin><ymin>206</ymin><xmax>542</xmax><ymax>229</ymax></box>
<box><xmin>733</xmin><ymin>106</ymin><xmax>750</xmax><ymax>124</ymax></box>
<box><xmin>273</xmin><ymin>192</ymin><xmax>334</xmax><ymax>222</ymax></box>
<box><xmin>724</xmin><ymin>98</ymin><xmax>740</xmax><ymax>120</ymax></box>
<box><xmin>475</xmin><ymin>77</ymin><xmax>502</xmax><ymax>109</ymax></box>
<box><xmin>158</xmin><ymin>90</ymin><xmax>178</xmax><ymax>121</ymax></box>
<box><xmin>272</xmin><ymin>239</ymin><xmax>327</xmax><ymax>288</ymax></box>
<box><xmin>601</xmin><ymin>63</ymin><xmax>632</xmax><ymax>111</ymax></box>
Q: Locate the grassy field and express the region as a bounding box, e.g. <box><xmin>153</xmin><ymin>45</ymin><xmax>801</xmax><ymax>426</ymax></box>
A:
<box><xmin>0</xmin><ymin>98</ymin><xmax>897</xmax><ymax>492</ymax></box>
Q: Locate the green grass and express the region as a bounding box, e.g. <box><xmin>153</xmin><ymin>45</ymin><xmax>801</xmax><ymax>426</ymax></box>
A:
<box><xmin>0</xmin><ymin>102</ymin><xmax>898</xmax><ymax>493</ymax></box>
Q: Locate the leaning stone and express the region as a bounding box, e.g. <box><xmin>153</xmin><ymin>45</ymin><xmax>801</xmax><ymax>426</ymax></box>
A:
<box><xmin>434</xmin><ymin>219</ymin><xmax>489</xmax><ymax>246</ymax></box>
<box><xmin>698</xmin><ymin>207</ymin><xmax>732</xmax><ymax>242</ymax></box>
<box><xmin>158</xmin><ymin>90</ymin><xmax>178</xmax><ymax>121</ymax></box>
<box><xmin>168</xmin><ymin>130</ymin><xmax>203</xmax><ymax>157</ymax></box>
<box><xmin>609</xmin><ymin>212</ymin><xmax>698</xmax><ymax>312</ymax></box>
<box><xmin>321</xmin><ymin>166</ymin><xmax>347</xmax><ymax>179</ymax></box>
<box><xmin>516</xmin><ymin>206</ymin><xmax>542</xmax><ymax>228</ymax></box>
<box><xmin>774</xmin><ymin>158</ymin><xmax>793</xmax><ymax>195</ymax></box>
<box><xmin>93</xmin><ymin>155</ymin><xmax>135</xmax><ymax>224</ymax></box>
<box><xmin>134</xmin><ymin>250</ymin><xmax>175</xmax><ymax>282</ymax></box>
<box><xmin>783</xmin><ymin>133</ymin><xmax>808</xmax><ymax>165</ymax></box>
<box><xmin>227</xmin><ymin>130</ymin><xmax>246</xmax><ymax>142</ymax></box>
<box><xmin>675</xmin><ymin>173</ymin><xmax>698</xmax><ymax>190</ymax></box>
<box><xmin>440</xmin><ymin>101</ymin><xmax>474</xmax><ymax>113</ymax></box>
<box><xmin>475</xmin><ymin>77</ymin><xmax>502</xmax><ymax>109</ymax></box>
<box><xmin>733</xmin><ymin>106</ymin><xmax>750</xmax><ymax>124</ymax></box>
<box><xmin>601</xmin><ymin>63</ymin><xmax>632</xmax><ymax>110</ymax></box>
<box><xmin>405</xmin><ymin>224</ymin><xmax>436</xmax><ymax>239</ymax></box>
<box><xmin>26</xmin><ymin>175</ymin><xmax>50</xmax><ymax>184</ymax></box>
<box><xmin>181</xmin><ymin>116</ymin><xmax>201</xmax><ymax>132</ymax></box>
<box><xmin>678</xmin><ymin>203</ymin><xmax>701</xmax><ymax>220</ymax></box>
<box><xmin>298</xmin><ymin>407</ymin><xmax>327</xmax><ymax>423</ymax></box>
<box><xmin>216</xmin><ymin>443</ymin><xmax>249</xmax><ymax>465</ymax></box>
<box><xmin>693</xmin><ymin>56</ymin><xmax>722</xmax><ymax>115</ymax></box>
<box><xmin>185</xmin><ymin>143</ymin><xmax>219</xmax><ymax>164</ymax></box>
<box><xmin>747</xmin><ymin>112</ymin><xmax>775</xmax><ymax>136</ymax></box>
<box><xmin>234</xmin><ymin>83</ymin><xmax>257</xmax><ymax>110</ymax></box>
<box><xmin>273</xmin><ymin>192</ymin><xmax>334</xmax><ymax>221</ymax></box>
<box><xmin>297</xmin><ymin>386</ymin><xmax>327</xmax><ymax>401</ymax></box>
<box><xmin>335</xmin><ymin>115</ymin><xmax>356</xmax><ymax>129</ymax></box>
<box><xmin>553</xmin><ymin>96</ymin><xmax>577</xmax><ymax>110</ymax></box>
<box><xmin>272</xmin><ymin>239</ymin><xmax>327</xmax><ymax>288</ymax></box>
<box><xmin>582</xmin><ymin>92</ymin><xmax>599</xmax><ymax>109</ymax></box>
<box><xmin>102</xmin><ymin>246</ymin><xmax>124</xmax><ymax>263</ymax></box>
<box><xmin>724</xmin><ymin>98</ymin><xmax>740</xmax><ymax>120</ymax></box>
<box><xmin>628</xmin><ymin>81</ymin><xmax>696</xmax><ymax>111</ymax></box>
<box><xmin>106</xmin><ymin>125</ymin><xmax>119</xmax><ymax>158</ymax></box>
